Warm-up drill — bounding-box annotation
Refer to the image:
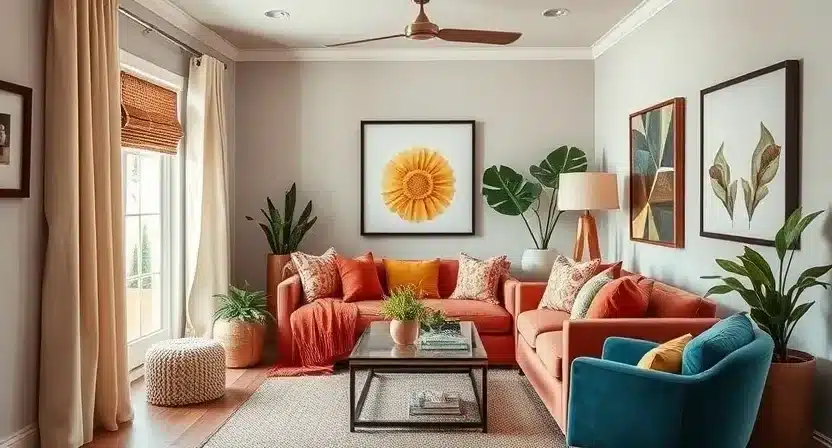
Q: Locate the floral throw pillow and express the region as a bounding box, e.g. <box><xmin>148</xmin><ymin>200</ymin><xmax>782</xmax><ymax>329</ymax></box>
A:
<box><xmin>570</xmin><ymin>267</ymin><xmax>617</xmax><ymax>319</ymax></box>
<box><xmin>290</xmin><ymin>248</ymin><xmax>341</xmax><ymax>303</ymax></box>
<box><xmin>449</xmin><ymin>253</ymin><xmax>511</xmax><ymax>305</ymax></box>
<box><xmin>538</xmin><ymin>255</ymin><xmax>601</xmax><ymax>312</ymax></box>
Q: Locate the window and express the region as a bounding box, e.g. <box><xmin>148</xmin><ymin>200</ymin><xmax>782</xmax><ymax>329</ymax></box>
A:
<box><xmin>120</xmin><ymin>50</ymin><xmax>185</xmax><ymax>370</ymax></box>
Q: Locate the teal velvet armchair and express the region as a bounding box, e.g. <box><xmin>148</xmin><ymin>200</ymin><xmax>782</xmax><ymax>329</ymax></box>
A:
<box><xmin>566</xmin><ymin>329</ymin><xmax>774</xmax><ymax>448</ymax></box>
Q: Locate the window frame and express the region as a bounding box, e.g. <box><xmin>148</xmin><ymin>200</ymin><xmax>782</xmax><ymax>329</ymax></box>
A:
<box><xmin>120</xmin><ymin>50</ymin><xmax>185</xmax><ymax>370</ymax></box>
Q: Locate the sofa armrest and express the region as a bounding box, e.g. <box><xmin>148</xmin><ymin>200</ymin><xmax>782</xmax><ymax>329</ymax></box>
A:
<box><xmin>602</xmin><ymin>337</ymin><xmax>659</xmax><ymax>365</ymax></box>
<box><xmin>514</xmin><ymin>282</ymin><xmax>547</xmax><ymax>317</ymax></box>
<box><xmin>276</xmin><ymin>274</ymin><xmax>303</xmax><ymax>363</ymax></box>
<box><xmin>503</xmin><ymin>278</ymin><xmax>520</xmax><ymax>318</ymax></box>
<box><xmin>567</xmin><ymin>356</ymin><xmax>689</xmax><ymax>448</ymax></box>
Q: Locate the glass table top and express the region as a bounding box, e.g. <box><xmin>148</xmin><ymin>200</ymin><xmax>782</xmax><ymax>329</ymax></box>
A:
<box><xmin>349</xmin><ymin>321</ymin><xmax>488</xmax><ymax>361</ymax></box>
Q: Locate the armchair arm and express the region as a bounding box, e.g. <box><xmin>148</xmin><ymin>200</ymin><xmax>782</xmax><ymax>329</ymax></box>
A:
<box><xmin>503</xmin><ymin>278</ymin><xmax>520</xmax><ymax>319</ymax></box>
<box><xmin>276</xmin><ymin>274</ymin><xmax>303</xmax><ymax>363</ymax></box>
<box><xmin>514</xmin><ymin>282</ymin><xmax>547</xmax><ymax>317</ymax></box>
<box><xmin>567</xmin><ymin>356</ymin><xmax>691</xmax><ymax>448</ymax></box>
<box><xmin>602</xmin><ymin>337</ymin><xmax>659</xmax><ymax>365</ymax></box>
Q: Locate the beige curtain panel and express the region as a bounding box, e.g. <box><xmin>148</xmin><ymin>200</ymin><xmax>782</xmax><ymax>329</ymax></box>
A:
<box><xmin>120</xmin><ymin>71</ymin><xmax>184</xmax><ymax>154</ymax></box>
<box><xmin>40</xmin><ymin>1</ymin><xmax>133</xmax><ymax>447</ymax></box>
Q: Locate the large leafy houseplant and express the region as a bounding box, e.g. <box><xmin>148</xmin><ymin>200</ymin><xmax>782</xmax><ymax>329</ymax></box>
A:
<box><xmin>245</xmin><ymin>183</ymin><xmax>317</xmax><ymax>255</ymax></box>
<box><xmin>703</xmin><ymin>208</ymin><xmax>831</xmax><ymax>362</ymax></box>
<box><xmin>482</xmin><ymin>146</ymin><xmax>588</xmax><ymax>249</ymax></box>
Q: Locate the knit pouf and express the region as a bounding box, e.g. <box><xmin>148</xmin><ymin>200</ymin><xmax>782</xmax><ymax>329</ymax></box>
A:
<box><xmin>145</xmin><ymin>338</ymin><xmax>226</xmax><ymax>406</ymax></box>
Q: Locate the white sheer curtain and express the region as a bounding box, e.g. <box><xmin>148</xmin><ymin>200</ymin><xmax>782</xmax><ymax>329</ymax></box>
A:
<box><xmin>184</xmin><ymin>55</ymin><xmax>230</xmax><ymax>338</ymax></box>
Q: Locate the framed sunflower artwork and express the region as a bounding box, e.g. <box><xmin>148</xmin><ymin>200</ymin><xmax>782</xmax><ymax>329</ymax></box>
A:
<box><xmin>361</xmin><ymin>120</ymin><xmax>475</xmax><ymax>236</ymax></box>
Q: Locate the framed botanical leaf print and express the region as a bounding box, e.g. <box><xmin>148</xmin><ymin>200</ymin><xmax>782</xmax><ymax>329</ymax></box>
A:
<box><xmin>629</xmin><ymin>97</ymin><xmax>686</xmax><ymax>248</ymax></box>
<box><xmin>700</xmin><ymin>60</ymin><xmax>800</xmax><ymax>247</ymax></box>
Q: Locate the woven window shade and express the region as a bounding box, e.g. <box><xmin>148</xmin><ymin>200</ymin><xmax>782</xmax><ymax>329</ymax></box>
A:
<box><xmin>120</xmin><ymin>71</ymin><xmax>183</xmax><ymax>154</ymax></box>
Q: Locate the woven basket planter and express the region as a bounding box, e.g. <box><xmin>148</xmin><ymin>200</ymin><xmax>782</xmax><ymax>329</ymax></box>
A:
<box><xmin>214</xmin><ymin>319</ymin><xmax>266</xmax><ymax>368</ymax></box>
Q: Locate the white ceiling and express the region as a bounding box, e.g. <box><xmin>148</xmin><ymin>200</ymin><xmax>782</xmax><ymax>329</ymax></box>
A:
<box><xmin>167</xmin><ymin>0</ymin><xmax>644</xmax><ymax>50</ymax></box>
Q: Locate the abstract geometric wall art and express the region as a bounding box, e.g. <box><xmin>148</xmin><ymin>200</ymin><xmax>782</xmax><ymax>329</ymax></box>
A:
<box><xmin>629</xmin><ymin>97</ymin><xmax>686</xmax><ymax>248</ymax></box>
<box><xmin>700</xmin><ymin>60</ymin><xmax>801</xmax><ymax>247</ymax></box>
<box><xmin>361</xmin><ymin>120</ymin><xmax>475</xmax><ymax>236</ymax></box>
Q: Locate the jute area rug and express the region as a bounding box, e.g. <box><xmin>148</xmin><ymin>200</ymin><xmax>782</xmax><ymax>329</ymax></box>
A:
<box><xmin>203</xmin><ymin>369</ymin><xmax>567</xmax><ymax>448</ymax></box>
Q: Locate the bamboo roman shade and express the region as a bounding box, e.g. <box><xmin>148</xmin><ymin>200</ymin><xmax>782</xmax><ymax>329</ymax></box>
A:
<box><xmin>120</xmin><ymin>71</ymin><xmax>183</xmax><ymax>154</ymax></box>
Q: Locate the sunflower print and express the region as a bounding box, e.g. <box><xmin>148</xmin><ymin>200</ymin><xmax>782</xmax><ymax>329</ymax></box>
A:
<box><xmin>382</xmin><ymin>147</ymin><xmax>455</xmax><ymax>222</ymax></box>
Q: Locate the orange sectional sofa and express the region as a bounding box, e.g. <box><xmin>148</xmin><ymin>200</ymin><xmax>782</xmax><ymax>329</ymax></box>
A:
<box><xmin>275</xmin><ymin>259</ymin><xmax>521</xmax><ymax>366</ymax></box>
<box><xmin>514</xmin><ymin>274</ymin><xmax>719</xmax><ymax>433</ymax></box>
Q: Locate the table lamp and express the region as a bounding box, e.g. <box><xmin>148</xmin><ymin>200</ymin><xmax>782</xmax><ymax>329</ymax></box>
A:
<box><xmin>557</xmin><ymin>172</ymin><xmax>619</xmax><ymax>261</ymax></box>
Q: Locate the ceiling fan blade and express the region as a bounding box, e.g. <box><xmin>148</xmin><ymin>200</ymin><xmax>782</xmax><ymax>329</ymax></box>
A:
<box><xmin>437</xmin><ymin>29</ymin><xmax>522</xmax><ymax>45</ymax></box>
<box><xmin>325</xmin><ymin>34</ymin><xmax>407</xmax><ymax>48</ymax></box>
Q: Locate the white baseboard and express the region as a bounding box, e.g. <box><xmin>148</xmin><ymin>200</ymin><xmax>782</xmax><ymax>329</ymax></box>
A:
<box><xmin>816</xmin><ymin>430</ymin><xmax>832</xmax><ymax>447</ymax></box>
<box><xmin>0</xmin><ymin>425</ymin><xmax>38</xmax><ymax>448</ymax></box>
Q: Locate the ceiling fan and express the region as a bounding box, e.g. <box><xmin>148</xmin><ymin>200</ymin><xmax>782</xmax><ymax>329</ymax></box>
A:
<box><xmin>326</xmin><ymin>0</ymin><xmax>522</xmax><ymax>48</ymax></box>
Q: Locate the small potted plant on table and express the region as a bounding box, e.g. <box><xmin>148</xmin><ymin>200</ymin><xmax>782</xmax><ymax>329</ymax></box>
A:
<box><xmin>380</xmin><ymin>285</ymin><xmax>427</xmax><ymax>346</ymax></box>
<box><xmin>213</xmin><ymin>283</ymin><xmax>275</xmax><ymax>368</ymax></box>
<box><xmin>703</xmin><ymin>208</ymin><xmax>831</xmax><ymax>447</ymax></box>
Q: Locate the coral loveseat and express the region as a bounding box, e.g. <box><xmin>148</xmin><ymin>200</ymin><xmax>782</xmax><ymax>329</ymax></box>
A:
<box><xmin>514</xmin><ymin>274</ymin><xmax>719</xmax><ymax>433</ymax></box>
<box><xmin>275</xmin><ymin>259</ymin><xmax>520</xmax><ymax>366</ymax></box>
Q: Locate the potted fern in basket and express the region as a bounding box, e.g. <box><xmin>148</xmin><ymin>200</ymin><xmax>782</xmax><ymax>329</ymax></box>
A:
<box><xmin>213</xmin><ymin>283</ymin><xmax>275</xmax><ymax>368</ymax></box>
<box><xmin>702</xmin><ymin>208</ymin><xmax>831</xmax><ymax>447</ymax></box>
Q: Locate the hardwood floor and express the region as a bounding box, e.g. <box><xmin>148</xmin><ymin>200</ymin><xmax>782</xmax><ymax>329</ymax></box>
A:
<box><xmin>84</xmin><ymin>365</ymin><xmax>269</xmax><ymax>448</ymax></box>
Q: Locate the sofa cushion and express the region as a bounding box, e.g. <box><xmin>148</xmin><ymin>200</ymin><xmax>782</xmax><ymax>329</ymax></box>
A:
<box><xmin>383</xmin><ymin>259</ymin><xmax>441</xmax><ymax>298</ymax></box>
<box><xmin>336</xmin><ymin>253</ymin><xmax>384</xmax><ymax>303</ymax></box>
<box><xmin>535</xmin><ymin>331</ymin><xmax>564</xmax><ymax>379</ymax></box>
<box><xmin>539</xmin><ymin>256</ymin><xmax>601</xmax><ymax>312</ymax></box>
<box><xmin>586</xmin><ymin>276</ymin><xmax>649</xmax><ymax>319</ymax></box>
<box><xmin>647</xmin><ymin>282</ymin><xmax>711</xmax><ymax>318</ymax></box>
<box><xmin>637</xmin><ymin>333</ymin><xmax>693</xmax><ymax>373</ymax></box>
<box><xmin>290</xmin><ymin>248</ymin><xmax>341</xmax><ymax>302</ymax></box>
<box><xmin>420</xmin><ymin>299</ymin><xmax>512</xmax><ymax>334</ymax></box>
<box><xmin>448</xmin><ymin>253</ymin><xmax>510</xmax><ymax>305</ymax></box>
<box><xmin>682</xmin><ymin>313</ymin><xmax>754</xmax><ymax>375</ymax></box>
<box><xmin>517</xmin><ymin>309</ymin><xmax>570</xmax><ymax>348</ymax></box>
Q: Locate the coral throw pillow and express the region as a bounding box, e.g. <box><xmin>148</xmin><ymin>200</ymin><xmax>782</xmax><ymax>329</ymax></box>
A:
<box><xmin>449</xmin><ymin>253</ymin><xmax>510</xmax><ymax>305</ymax></box>
<box><xmin>638</xmin><ymin>333</ymin><xmax>693</xmax><ymax>373</ymax></box>
<box><xmin>596</xmin><ymin>261</ymin><xmax>623</xmax><ymax>279</ymax></box>
<box><xmin>336</xmin><ymin>252</ymin><xmax>384</xmax><ymax>303</ymax></box>
<box><xmin>585</xmin><ymin>276</ymin><xmax>649</xmax><ymax>319</ymax></box>
<box><xmin>383</xmin><ymin>258</ymin><xmax>441</xmax><ymax>298</ymax></box>
<box><xmin>538</xmin><ymin>255</ymin><xmax>601</xmax><ymax>312</ymax></box>
<box><xmin>290</xmin><ymin>248</ymin><xmax>341</xmax><ymax>303</ymax></box>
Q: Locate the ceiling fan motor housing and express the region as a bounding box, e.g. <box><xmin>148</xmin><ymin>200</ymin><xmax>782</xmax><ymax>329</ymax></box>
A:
<box><xmin>405</xmin><ymin>22</ymin><xmax>439</xmax><ymax>40</ymax></box>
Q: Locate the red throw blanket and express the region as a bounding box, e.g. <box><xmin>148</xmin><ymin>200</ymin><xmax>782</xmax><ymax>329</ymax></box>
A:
<box><xmin>268</xmin><ymin>298</ymin><xmax>358</xmax><ymax>376</ymax></box>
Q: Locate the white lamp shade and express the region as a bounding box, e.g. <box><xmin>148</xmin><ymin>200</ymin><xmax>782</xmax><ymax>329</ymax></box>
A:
<box><xmin>557</xmin><ymin>172</ymin><xmax>620</xmax><ymax>211</ymax></box>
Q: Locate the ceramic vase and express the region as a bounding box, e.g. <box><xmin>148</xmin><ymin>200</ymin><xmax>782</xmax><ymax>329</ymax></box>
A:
<box><xmin>521</xmin><ymin>248</ymin><xmax>560</xmax><ymax>281</ymax></box>
<box><xmin>389</xmin><ymin>319</ymin><xmax>419</xmax><ymax>346</ymax></box>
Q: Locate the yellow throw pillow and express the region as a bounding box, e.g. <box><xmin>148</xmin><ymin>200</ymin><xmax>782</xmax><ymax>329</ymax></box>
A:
<box><xmin>637</xmin><ymin>334</ymin><xmax>693</xmax><ymax>373</ymax></box>
<box><xmin>383</xmin><ymin>259</ymin><xmax>441</xmax><ymax>298</ymax></box>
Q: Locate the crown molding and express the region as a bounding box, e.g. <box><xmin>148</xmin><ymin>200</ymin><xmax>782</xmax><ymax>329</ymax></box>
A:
<box><xmin>131</xmin><ymin>0</ymin><xmax>239</xmax><ymax>61</ymax></box>
<box><xmin>237</xmin><ymin>47</ymin><xmax>594</xmax><ymax>62</ymax></box>
<box><xmin>591</xmin><ymin>0</ymin><xmax>676</xmax><ymax>59</ymax></box>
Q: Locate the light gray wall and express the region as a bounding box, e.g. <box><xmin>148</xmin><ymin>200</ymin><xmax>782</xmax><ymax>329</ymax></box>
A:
<box><xmin>234</xmin><ymin>60</ymin><xmax>595</xmax><ymax>288</ymax></box>
<box><xmin>594</xmin><ymin>0</ymin><xmax>832</xmax><ymax>435</ymax></box>
<box><xmin>0</xmin><ymin>0</ymin><xmax>44</xmax><ymax>442</ymax></box>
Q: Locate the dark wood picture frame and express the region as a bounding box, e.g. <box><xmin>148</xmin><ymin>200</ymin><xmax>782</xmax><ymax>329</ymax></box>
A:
<box><xmin>699</xmin><ymin>60</ymin><xmax>801</xmax><ymax>247</ymax></box>
<box><xmin>0</xmin><ymin>79</ymin><xmax>32</xmax><ymax>198</ymax></box>
<box><xmin>360</xmin><ymin>120</ymin><xmax>476</xmax><ymax>237</ymax></box>
<box><xmin>629</xmin><ymin>97</ymin><xmax>686</xmax><ymax>248</ymax></box>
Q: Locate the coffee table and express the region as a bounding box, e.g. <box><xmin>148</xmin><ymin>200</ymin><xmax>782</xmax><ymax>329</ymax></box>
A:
<box><xmin>348</xmin><ymin>321</ymin><xmax>488</xmax><ymax>433</ymax></box>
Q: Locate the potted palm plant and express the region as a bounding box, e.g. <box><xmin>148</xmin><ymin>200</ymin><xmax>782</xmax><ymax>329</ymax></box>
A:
<box><xmin>246</xmin><ymin>183</ymin><xmax>317</xmax><ymax>318</ymax></box>
<box><xmin>703</xmin><ymin>208</ymin><xmax>831</xmax><ymax>447</ymax></box>
<box><xmin>213</xmin><ymin>283</ymin><xmax>275</xmax><ymax>368</ymax></box>
<box><xmin>380</xmin><ymin>285</ymin><xmax>427</xmax><ymax>346</ymax></box>
<box><xmin>482</xmin><ymin>146</ymin><xmax>588</xmax><ymax>280</ymax></box>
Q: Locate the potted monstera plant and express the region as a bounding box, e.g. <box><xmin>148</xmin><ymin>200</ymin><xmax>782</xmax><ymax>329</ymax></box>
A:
<box><xmin>482</xmin><ymin>145</ymin><xmax>588</xmax><ymax>279</ymax></box>
<box><xmin>246</xmin><ymin>183</ymin><xmax>317</xmax><ymax>320</ymax></box>
<box><xmin>703</xmin><ymin>208</ymin><xmax>830</xmax><ymax>447</ymax></box>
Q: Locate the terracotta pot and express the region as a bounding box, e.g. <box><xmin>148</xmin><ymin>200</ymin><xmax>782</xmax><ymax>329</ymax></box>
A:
<box><xmin>389</xmin><ymin>320</ymin><xmax>419</xmax><ymax>346</ymax></box>
<box><xmin>266</xmin><ymin>254</ymin><xmax>292</xmax><ymax>319</ymax></box>
<box><xmin>750</xmin><ymin>350</ymin><xmax>816</xmax><ymax>448</ymax></box>
<box><xmin>213</xmin><ymin>319</ymin><xmax>266</xmax><ymax>368</ymax></box>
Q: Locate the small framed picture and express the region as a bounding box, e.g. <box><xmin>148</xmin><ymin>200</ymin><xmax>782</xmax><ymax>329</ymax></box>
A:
<box><xmin>0</xmin><ymin>79</ymin><xmax>32</xmax><ymax>198</ymax></box>
<box><xmin>361</xmin><ymin>120</ymin><xmax>476</xmax><ymax>236</ymax></box>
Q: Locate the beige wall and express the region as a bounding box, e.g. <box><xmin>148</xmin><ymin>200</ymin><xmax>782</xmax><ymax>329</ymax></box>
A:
<box><xmin>0</xmin><ymin>0</ymin><xmax>44</xmax><ymax>443</ymax></box>
<box><xmin>594</xmin><ymin>0</ymin><xmax>832</xmax><ymax>435</ymax></box>
<box><xmin>234</xmin><ymin>60</ymin><xmax>595</xmax><ymax>288</ymax></box>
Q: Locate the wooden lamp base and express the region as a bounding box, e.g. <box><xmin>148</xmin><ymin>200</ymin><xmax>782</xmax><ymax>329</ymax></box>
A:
<box><xmin>573</xmin><ymin>210</ymin><xmax>600</xmax><ymax>261</ymax></box>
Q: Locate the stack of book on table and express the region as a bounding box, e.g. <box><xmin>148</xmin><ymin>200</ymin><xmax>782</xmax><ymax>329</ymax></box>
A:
<box><xmin>409</xmin><ymin>390</ymin><xmax>462</xmax><ymax>416</ymax></box>
<box><xmin>418</xmin><ymin>322</ymin><xmax>470</xmax><ymax>351</ymax></box>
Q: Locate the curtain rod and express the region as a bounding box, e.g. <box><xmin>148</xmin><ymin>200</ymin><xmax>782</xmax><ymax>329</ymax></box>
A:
<box><xmin>118</xmin><ymin>7</ymin><xmax>228</xmax><ymax>70</ymax></box>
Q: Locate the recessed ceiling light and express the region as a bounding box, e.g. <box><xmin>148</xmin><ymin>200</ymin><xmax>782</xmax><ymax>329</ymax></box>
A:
<box><xmin>542</xmin><ymin>8</ymin><xmax>570</xmax><ymax>18</ymax></box>
<box><xmin>264</xmin><ymin>10</ymin><xmax>290</xmax><ymax>19</ymax></box>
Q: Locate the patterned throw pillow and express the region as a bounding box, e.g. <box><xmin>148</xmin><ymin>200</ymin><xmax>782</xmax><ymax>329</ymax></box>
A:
<box><xmin>290</xmin><ymin>248</ymin><xmax>341</xmax><ymax>303</ymax></box>
<box><xmin>570</xmin><ymin>266</ymin><xmax>616</xmax><ymax>319</ymax></box>
<box><xmin>449</xmin><ymin>253</ymin><xmax>511</xmax><ymax>305</ymax></box>
<box><xmin>538</xmin><ymin>255</ymin><xmax>601</xmax><ymax>312</ymax></box>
